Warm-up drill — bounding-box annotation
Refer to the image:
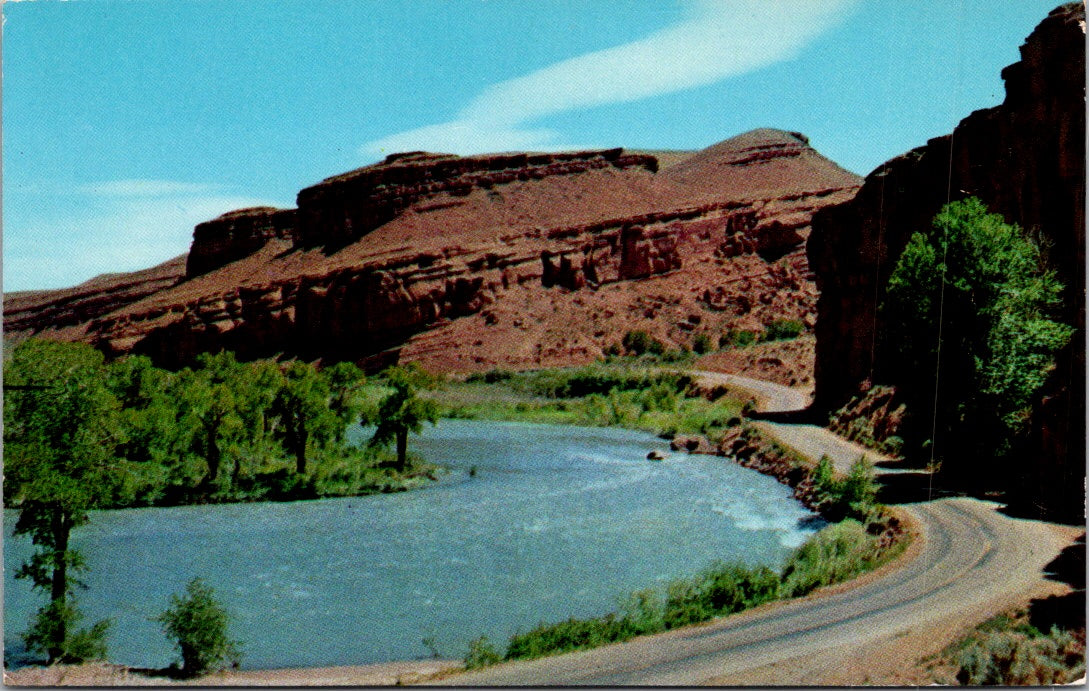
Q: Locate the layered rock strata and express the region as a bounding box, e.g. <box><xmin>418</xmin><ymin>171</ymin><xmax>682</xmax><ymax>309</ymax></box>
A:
<box><xmin>8</xmin><ymin>129</ymin><xmax>861</xmax><ymax>374</ymax></box>
<box><xmin>186</xmin><ymin>207</ymin><xmax>297</xmax><ymax>278</ymax></box>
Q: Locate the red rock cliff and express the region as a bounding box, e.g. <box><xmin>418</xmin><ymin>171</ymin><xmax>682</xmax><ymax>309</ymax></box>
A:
<box><xmin>808</xmin><ymin>3</ymin><xmax>1084</xmax><ymax>516</ymax></box>
<box><xmin>186</xmin><ymin>207</ymin><xmax>297</xmax><ymax>278</ymax></box>
<box><xmin>9</xmin><ymin>130</ymin><xmax>861</xmax><ymax>376</ymax></box>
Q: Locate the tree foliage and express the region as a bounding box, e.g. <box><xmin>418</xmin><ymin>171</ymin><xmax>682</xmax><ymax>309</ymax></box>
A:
<box><xmin>882</xmin><ymin>198</ymin><xmax>1072</xmax><ymax>473</ymax></box>
<box><xmin>370</xmin><ymin>363</ymin><xmax>439</xmax><ymax>469</ymax></box>
<box><xmin>154</xmin><ymin>578</ymin><xmax>241</xmax><ymax>677</ymax></box>
<box><xmin>4</xmin><ymin>339</ymin><xmax>117</xmax><ymax>663</ymax></box>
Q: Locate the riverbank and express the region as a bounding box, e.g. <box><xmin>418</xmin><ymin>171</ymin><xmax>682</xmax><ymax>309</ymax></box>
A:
<box><xmin>3</xmin><ymin>659</ymin><xmax>461</xmax><ymax>686</ymax></box>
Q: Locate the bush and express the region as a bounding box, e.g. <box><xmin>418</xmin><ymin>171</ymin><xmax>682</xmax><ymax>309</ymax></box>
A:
<box><xmin>811</xmin><ymin>456</ymin><xmax>881</xmax><ymax>523</ymax></box>
<box><xmin>621</xmin><ymin>330</ymin><xmax>665</xmax><ymax>356</ymax></box>
<box><xmin>779</xmin><ymin>520</ymin><xmax>881</xmax><ymax>598</ymax></box>
<box><xmin>466</xmin><ymin>369</ymin><xmax>514</xmax><ymax>384</ymax></box>
<box><xmin>764</xmin><ymin>319</ymin><xmax>804</xmax><ymax>341</ymax></box>
<box><xmin>464</xmin><ymin>635</ymin><xmax>503</xmax><ymax>670</ymax></box>
<box><xmin>154</xmin><ymin>578</ymin><xmax>241</xmax><ymax>677</ymax></box>
<box><xmin>22</xmin><ymin>600</ymin><xmax>110</xmax><ymax>664</ymax></box>
<box><xmin>722</xmin><ymin>329</ymin><xmax>757</xmax><ymax>349</ymax></box>
<box><xmin>956</xmin><ymin>627</ymin><xmax>1085</xmax><ymax>685</ymax></box>
<box><xmin>692</xmin><ymin>333</ymin><xmax>715</xmax><ymax>354</ymax></box>
<box><xmin>662</xmin><ymin>562</ymin><xmax>779</xmax><ymax>629</ymax></box>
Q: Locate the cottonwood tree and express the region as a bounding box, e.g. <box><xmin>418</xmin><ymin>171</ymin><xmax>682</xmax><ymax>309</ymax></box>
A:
<box><xmin>324</xmin><ymin>361</ymin><xmax>367</xmax><ymax>442</ymax></box>
<box><xmin>4</xmin><ymin>339</ymin><xmax>118</xmax><ymax>663</ymax></box>
<box><xmin>370</xmin><ymin>363</ymin><xmax>438</xmax><ymax>470</ymax></box>
<box><xmin>175</xmin><ymin>355</ymin><xmax>246</xmax><ymax>489</ymax></box>
<box><xmin>883</xmin><ymin>197</ymin><xmax>1072</xmax><ymax>475</ymax></box>
<box><xmin>271</xmin><ymin>361</ymin><xmax>338</xmax><ymax>475</ymax></box>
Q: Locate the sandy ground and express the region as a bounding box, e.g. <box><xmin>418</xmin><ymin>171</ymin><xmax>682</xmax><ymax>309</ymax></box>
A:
<box><xmin>3</xmin><ymin>659</ymin><xmax>461</xmax><ymax>687</ymax></box>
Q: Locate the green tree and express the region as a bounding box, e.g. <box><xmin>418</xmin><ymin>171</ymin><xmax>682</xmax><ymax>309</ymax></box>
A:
<box><xmin>370</xmin><ymin>363</ymin><xmax>439</xmax><ymax>470</ymax></box>
<box><xmin>4</xmin><ymin>339</ymin><xmax>118</xmax><ymax>663</ymax></box>
<box><xmin>271</xmin><ymin>361</ymin><xmax>338</xmax><ymax>475</ymax></box>
<box><xmin>105</xmin><ymin>355</ymin><xmax>184</xmax><ymax>504</ymax></box>
<box><xmin>883</xmin><ymin>198</ymin><xmax>1072</xmax><ymax>473</ymax></box>
<box><xmin>323</xmin><ymin>361</ymin><xmax>367</xmax><ymax>442</ymax></box>
<box><xmin>174</xmin><ymin>354</ymin><xmax>245</xmax><ymax>489</ymax></box>
<box><xmin>154</xmin><ymin>578</ymin><xmax>241</xmax><ymax>677</ymax></box>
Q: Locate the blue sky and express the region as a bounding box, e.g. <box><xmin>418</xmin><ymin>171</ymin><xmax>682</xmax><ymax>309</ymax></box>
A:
<box><xmin>3</xmin><ymin>0</ymin><xmax>1060</xmax><ymax>291</ymax></box>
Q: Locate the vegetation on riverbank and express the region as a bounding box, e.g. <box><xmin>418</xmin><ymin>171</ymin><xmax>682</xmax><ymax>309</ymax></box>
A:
<box><xmin>430</xmin><ymin>363</ymin><xmax>745</xmax><ymax>442</ymax></box>
<box><xmin>3</xmin><ymin>340</ymin><xmax>438</xmax><ymax>512</ymax></box>
<box><xmin>3</xmin><ymin>339</ymin><xmax>439</xmax><ymax>667</ymax></box>
<box><xmin>465</xmin><ymin>515</ymin><xmax>908</xmax><ymax>668</ymax></box>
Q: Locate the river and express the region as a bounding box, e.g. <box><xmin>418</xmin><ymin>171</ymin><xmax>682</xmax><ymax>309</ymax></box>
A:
<box><xmin>3</xmin><ymin>420</ymin><xmax>823</xmax><ymax>670</ymax></box>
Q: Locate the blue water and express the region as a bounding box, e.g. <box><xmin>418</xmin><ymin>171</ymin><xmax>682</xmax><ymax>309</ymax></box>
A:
<box><xmin>4</xmin><ymin>420</ymin><xmax>822</xmax><ymax>670</ymax></box>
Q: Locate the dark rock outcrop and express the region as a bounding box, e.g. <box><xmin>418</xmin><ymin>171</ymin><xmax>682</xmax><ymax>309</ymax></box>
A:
<box><xmin>186</xmin><ymin>207</ymin><xmax>297</xmax><ymax>278</ymax></box>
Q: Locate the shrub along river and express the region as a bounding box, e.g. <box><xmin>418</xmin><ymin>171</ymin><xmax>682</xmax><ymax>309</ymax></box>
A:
<box><xmin>4</xmin><ymin>420</ymin><xmax>823</xmax><ymax>670</ymax></box>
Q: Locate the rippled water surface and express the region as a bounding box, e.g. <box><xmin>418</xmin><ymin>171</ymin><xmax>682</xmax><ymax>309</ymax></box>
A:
<box><xmin>4</xmin><ymin>420</ymin><xmax>822</xmax><ymax>669</ymax></box>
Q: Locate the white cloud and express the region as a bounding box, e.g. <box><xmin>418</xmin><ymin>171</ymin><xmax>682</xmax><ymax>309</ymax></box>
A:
<box><xmin>79</xmin><ymin>179</ymin><xmax>223</xmax><ymax>197</ymax></box>
<box><xmin>363</xmin><ymin>0</ymin><xmax>857</xmax><ymax>158</ymax></box>
<box><xmin>4</xmin><ymin>181</ymin><xmax>288</xmax><ymax>291</ymax></box>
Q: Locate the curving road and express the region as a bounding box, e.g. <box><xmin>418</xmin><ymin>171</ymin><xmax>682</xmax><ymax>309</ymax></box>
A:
<box><xmin>436</xmin><ymin>374</ymin><xmax>1074</xmax><ymax>686</ymax></box>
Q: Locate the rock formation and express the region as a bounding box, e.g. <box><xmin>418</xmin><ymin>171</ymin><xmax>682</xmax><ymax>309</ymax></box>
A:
<box><xmin>186</xmin><ymin>207</ymin><xmax>297</xmax><ymax>278</ymax></box>
<box><xmin>6</xmin><ymin>128</ymin><xmax>861</xmax><ymax>374</ymax></box>
<box><xmin>808</xmin><ymin>2</ymin><xmax>1084</xmax><ymax>517</ymax></box>
<box><xmin>3</xmin><ymin>255</ymin><xmax>187</xmax><ymax>338</ymax></box>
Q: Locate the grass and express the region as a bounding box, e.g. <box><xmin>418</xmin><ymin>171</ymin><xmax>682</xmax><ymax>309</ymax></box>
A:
<box><xmin>431</xmin><ymin>363</ymin><xmax>744</xmax><ymax>441</ymax></box>
<box><xmin>465</xmin><ymin>518</ymin><xmax>909</xmax><ymax>668</ymax></box>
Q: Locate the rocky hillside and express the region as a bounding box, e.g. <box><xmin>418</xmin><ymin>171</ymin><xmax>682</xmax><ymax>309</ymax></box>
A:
<box><xmin>807</xmin><ymin>3</ymin><xmax>1084</xmax><ymax>517</ymax></box>
<box><xmin>4</xmin><ymin>255</ymin><xmax>188</xmax><ymax>338</ymax></box>
<box><xmin>5</xmin><ymin>129</ymin><xmax>860</xmax><ymax>374</ymax></box>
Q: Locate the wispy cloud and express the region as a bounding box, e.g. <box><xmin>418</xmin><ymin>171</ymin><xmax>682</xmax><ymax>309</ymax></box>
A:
<box><xmin>4</xmin><ymin>180</ymin><xmax>288</xmax><ymax>291</ymax></box>
<box><xmin>78</xmin><ymin>179</ymin><xmax>224</xmax><ymax>198</ymax></box>
<box><xmin>363</xmin><ymin>0</ymin><xmax>857</xmax><ymax>157</ymax></box>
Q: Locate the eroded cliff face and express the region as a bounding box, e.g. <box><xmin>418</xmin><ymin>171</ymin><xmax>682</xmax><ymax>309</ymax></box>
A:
<box><xmin>8</xmin><ymin>129</ymin><xmax>860</xmax><ymax>375</ymax></box>
<box><xmin>808</xmin><ymin>3</ymin><xmax>1084</xmax><ymax>517</ymax></box>
<box><xmin>3</xmin><ymin>255</ymin><xmax>188</xmax><ymax>340</ymax></box>
<box><xmin>186</xmin><ymin>207</ymin><xmax>297</xmax><ymax>278</ymax></box>
<box><xmin>294</xmin><ymin>149</ymin><xmax>659</xmax><ymax>248</ymax></box>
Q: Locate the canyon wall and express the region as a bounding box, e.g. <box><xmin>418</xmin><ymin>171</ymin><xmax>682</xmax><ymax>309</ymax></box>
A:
<box><xmin>810</xmin><ymin>2</ymin><xmax>1084</xmax><ymax>411</ymax></box>
<box><xmin>808</xmin><ymin>2</ymin><xmax>1084</xmax><ymax>516</ymax></box>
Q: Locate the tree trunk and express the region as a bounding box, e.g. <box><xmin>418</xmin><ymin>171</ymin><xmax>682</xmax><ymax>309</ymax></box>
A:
<box><xmin>294</xmin><ymin>424</ymin><xmax>308</xmax><ymax>476</ymax></box>
<box><xmin>48</xmin><ymin>505</ymin><xmax>71</xmax><ymax>663</ymax></box>
<box><xmin>396</xmin><ymin>428</ymin><xmax>408</xmax><ymax>471</ymax></box>
<box><xmin>205</xmin><ymin>426</ymin><xmax>221</xmax><ymax>485</ymax></box>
